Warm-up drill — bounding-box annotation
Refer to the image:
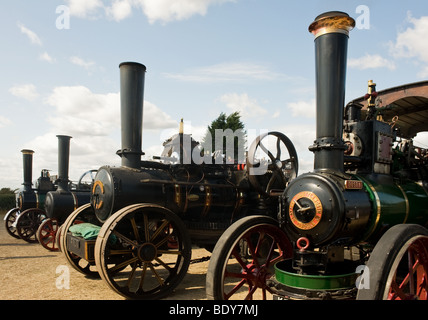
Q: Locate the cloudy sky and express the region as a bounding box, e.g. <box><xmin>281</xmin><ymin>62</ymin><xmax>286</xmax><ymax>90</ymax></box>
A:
<box><xmin>1</xmin><ymin>0</ymin><xmax>428</xmax><ymax>189</ymax></box>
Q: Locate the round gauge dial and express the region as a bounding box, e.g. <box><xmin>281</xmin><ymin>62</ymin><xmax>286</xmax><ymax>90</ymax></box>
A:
<box><xmin>289</xmin><ymin>191</ymin><xmax>323</xmax><ymax>230</ymax></box>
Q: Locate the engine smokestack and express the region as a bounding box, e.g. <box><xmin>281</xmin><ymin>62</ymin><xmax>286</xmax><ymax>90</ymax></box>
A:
<box><xmin>308</xmin><ymin>12</ymin><xmax>355</xmax><ymax>172</ymax></box>
<box><xmin>21</xmin><ymin>149</ymin><xmax>34</xmax><ymax>192</ymax></box>
<box><xmin>117</xmin><ymin>62</ymin><xmax>146</xmax><ymax>169</ymax></box>
<box><xmin>56</xmin><ymin>135</ymin><xmax>72</xmax><ymax>192</ymax></box>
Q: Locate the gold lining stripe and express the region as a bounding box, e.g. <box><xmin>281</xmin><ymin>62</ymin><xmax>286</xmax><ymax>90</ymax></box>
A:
<box><xmin>359</xmin><ymin>177</ymin><xmax>381</xmax><ymax>240</ymax></box>
<box><xmin>396</xmin><ymin>184</ymin><xmax>409</xmax><ymax>224</ymax></box>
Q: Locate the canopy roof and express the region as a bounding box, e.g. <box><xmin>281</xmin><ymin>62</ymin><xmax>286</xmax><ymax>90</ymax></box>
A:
<box><xmin>349</xmin><ymin>80</ymin><xmax>428</xmax><ymax>139</ymax></box>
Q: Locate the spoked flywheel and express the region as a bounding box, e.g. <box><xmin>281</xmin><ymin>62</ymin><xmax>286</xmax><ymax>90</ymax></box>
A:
<box><xmin>247</xmin><ymin>131</ymin><xmax>298</xmax><ymax>197</ymax></box>
<box><xmin>206</xmin><ymin>215</ymin><xmax>293</xmax><ymax>300</ymax></box>
<box><xmin>357</xmin><ymin>224</ymin><xmax>428</xmax><ymax>300</ymax></box>
<box><xmin>94</xmin><ymin>203</ymin><xmax>192</xmax><ymax>300</ymax></box>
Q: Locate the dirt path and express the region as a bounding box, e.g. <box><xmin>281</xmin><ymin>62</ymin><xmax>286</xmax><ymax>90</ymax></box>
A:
<box><xmin>0</xmin><ymin>212</ymin><xmax>211</xmax><ymax>300</ymax></box>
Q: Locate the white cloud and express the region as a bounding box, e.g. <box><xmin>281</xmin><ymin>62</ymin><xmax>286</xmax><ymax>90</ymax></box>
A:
<box><xmin>164</xmin><ymin>62</ymin><xmax>285</xmax><ymax>83</ymax></box>
<box><xmin>17</xmin><ymin>23</ymin><xmax>42</xmax><ymax>46</ymax></box>
<box><xmin>66</xmin><ymin>0</ymin><xmax>103</xmax><ymax>18</ymax></box>
<box><xmin>348</xmin><ymin>54</ymin><xmax>396</xmax><ymax>70</ymax></box>
<box><xmin>0</xmin><ymin>116</ymin><xmax>12</xmax><ymax>128</ymax></box>
<box><xmin>9</xmin><ymin>84</ymin><xmax>39</xmax><ymax>101</ymax></box>
<box><xmin>136</xmin><ymin>0</ymin><xmax>235</xmax><ymax>24</ymax></box>
<box><xmin>106</xmin><ymin>0</ymin><xmax>133</xmax><ymax>21</ymax></box>
<box><xmin>70</xmin><ymin>56</ymin><xmax>95</xmax><ymax>69</ymax></box>
<box><xmin>66</xmin><ymin>0</ymin><xmax>235</xmax><ymax>24</ymax></box>
<box><xmin>44</xmin><ymin>85</ymin><xmax>177</xmax><ymax>137</ymax></box>
<box><xmin>220</xmin><ymin>93</ymin><xmax>267</xmax><ymax>119</ymax></box>
<box><xmin>39</xmin><ymin>52</ymin><xmax>55</xmax><ymax>63</ymax></box>
<box><xmin>286</xmin><ymin>99</ymin><xmax>316</xmax><ymax>118</ymax></box>
<box><xmin>389</xmin><ymin>13</ymin><xmax>428</xmax><ymax>77</ymax></box>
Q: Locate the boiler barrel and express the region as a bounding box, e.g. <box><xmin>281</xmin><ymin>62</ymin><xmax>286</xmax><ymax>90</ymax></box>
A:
<box><xmin>358</xmin><ymin>175</ymin><xmax>428</xmax><ymax>242</ymax></box>
<box><xmin>45</xmin><ymin>191</ymin><xmax>91</xmax><ymax>223</ymax></box>
<box><xmin>91</xmin><ymin>166</ymin><xmax>240</xmax><ymax>224</ymax></box>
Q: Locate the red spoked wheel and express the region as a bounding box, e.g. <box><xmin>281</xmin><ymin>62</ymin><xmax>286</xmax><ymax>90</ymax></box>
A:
<box><xmin>206</xmin><ymin>215</ymin><xmax>293</xmax><ymax>300</ymax></box>
<box><xmin>357</xmin><ymin>224</ymin><xmax>428</xmax><ymax>300</ymax></box>
<box><xmin>37</xmin><ymin>218</ymin><xmax>60</xmax><ymax>251</ymax></box>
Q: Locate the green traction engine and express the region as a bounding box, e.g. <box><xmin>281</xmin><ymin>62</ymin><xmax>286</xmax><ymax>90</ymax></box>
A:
<box><xmin>206</xmin><ymin>11</ymin><xmax>428</xmax><ymax>300</ymax></box>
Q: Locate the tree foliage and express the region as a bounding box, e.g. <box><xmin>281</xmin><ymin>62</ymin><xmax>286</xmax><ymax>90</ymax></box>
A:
<box><xmin>201</xmin><ymin>111</ymin><xmax>246</xmax><ymax>162</ymax></box>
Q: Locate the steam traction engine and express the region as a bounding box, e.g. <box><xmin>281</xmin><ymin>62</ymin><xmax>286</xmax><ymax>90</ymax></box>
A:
<box><xmin>6</xmin><ymin>135</ymin><xmax>95</xmax><ymax>247</ymax></box>
<box><xmin>36</xmin><ymin>135</ymin><xmax>95</xmax><ymax>251</ymax></box>
<box><xmin>4</xmin><ymin>149</ymin><xmax>55</xmax><ymax>239</ymax></box>
<box><xmin>206</xmin><ymin>11</ymin><xmax>428</xmax><ymax>300</ymax></box>
<box><xmin>59</xmin><ymin>62</ymin><xmax>298</xmax><ymax>299</ymax></box>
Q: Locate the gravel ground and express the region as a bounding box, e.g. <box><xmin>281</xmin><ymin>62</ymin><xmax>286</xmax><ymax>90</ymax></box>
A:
<box><xmin>0</xmin><ymin>211</ymin><xmax>212</xmax><ymax>300</ymax></box>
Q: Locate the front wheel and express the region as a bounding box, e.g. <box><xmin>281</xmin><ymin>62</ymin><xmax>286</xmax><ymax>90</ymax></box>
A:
<box><xmin>206</xmin><ymin>215</ymin><xmax>293</xmax><ymax>300</ymax></box>
<box><xmin>357</xmin><ymin>224</ymin><xmax>428</xmax><ymax>300</ymax></box>
<box><xmin>94</xmin><ymin>204</ymin><xmax>192</xmax><ymax>300</ymax></box>
<box><xmin>60</xmin><ymin>204</ymin><xmax>100</xmax><ymax>278</ymax></box>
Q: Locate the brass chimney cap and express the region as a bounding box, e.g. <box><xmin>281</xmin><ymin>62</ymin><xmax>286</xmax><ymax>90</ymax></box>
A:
<box><xmin>309</xmin><ymin>11</ymin><xmax>355</xmax><ymax>39</ymax></box>
<box><xmin>21</xmin><ymin>149</ymin><xmax>35</xmax><ymax>155</ymax></box>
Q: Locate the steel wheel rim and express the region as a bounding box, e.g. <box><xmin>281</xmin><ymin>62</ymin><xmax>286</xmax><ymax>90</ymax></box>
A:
<box><xmin>220</xmin><ymin>224</ymin><xmax>291</xmax><ymax>300</ymax></box>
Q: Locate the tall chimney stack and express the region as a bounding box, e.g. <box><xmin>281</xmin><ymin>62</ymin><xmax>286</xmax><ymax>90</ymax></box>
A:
<box><xmin>56</xmin><ymin>135</ymin><xmax>72</xmax><ymax>192</ymax></box>
<box><xmin>117</xmin><ymin>62</ymin><xmax>146</xmax><ymax>169</ymax></box>
<box><xmin>21</xmin><ymin>149</ymin><xmax>34</xmax><ymax>192</ymax></box>
<box><xmin>308</xmin><ymin>12</ymin><xmax>355</xmax><ymax>172</ymax></box>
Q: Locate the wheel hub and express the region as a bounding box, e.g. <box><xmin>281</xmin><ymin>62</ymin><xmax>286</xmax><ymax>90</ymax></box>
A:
<box><xmin>137</xmin><ymin>243</ymin><xmax>157</xmax><ymax>262</ymax></box>
<box><xmin>247</xmin><ymin>264</ymin><xmax>269</xmax><ymax>288</ymax></box>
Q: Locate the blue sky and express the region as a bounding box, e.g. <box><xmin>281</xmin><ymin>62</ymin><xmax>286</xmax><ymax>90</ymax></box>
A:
<box><xmin>1</xmin><ymin>0</ymin><xmax>428</xmax><ymax>189</ymax></box>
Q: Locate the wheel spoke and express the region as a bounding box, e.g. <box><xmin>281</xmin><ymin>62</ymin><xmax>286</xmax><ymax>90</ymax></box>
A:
<box><xmin>150</xmin><ymin>219</ymin><xmax>170</xmax><ymax>242</ymax></box>
<box><xmin>276</xmin><ymin>136</ymin><xmax>281</xmax><ymax>159</ymax></box>
<box><xmin>113</xmin><ymin>230</ymin><xmax>138</xmax><ymax>247</ymax></box>
<box><xmin>224</xmin><ymin>279</ymin><xmax>247</xmax><ymax>299</ymax></box>
<box><xmin>143</xmin><ymin>213</ymin><xmax>149</xmax><ymax>242</ymax></box>
<box><xmin>157</xmin><ymin>250</ymin><xmax>182</xmax><ymax>255</ymax></box>
<box><xmin>154</xmin><ymin>257</ymin><xmax>173</xmax><ymax>272</ymax></box>
<box><xmin>109</xmin><ymin>256</ymin><xmax>139</xmax><ymax>273</ymax></box>
<box><xmin>148</xmin><ymin>263</ymin><xmax>165</xmax><ymax>286</ymax></box>
<box><xmin>130</xmin><ymin>217</ymin><xmax>141</xmax><ymax>243</ymax></box>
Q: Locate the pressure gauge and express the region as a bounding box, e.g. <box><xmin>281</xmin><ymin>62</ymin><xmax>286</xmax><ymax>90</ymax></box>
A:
<box><xmin>289</xmin><ymin>191</ymin><xmax>323</xmax><ymax>230</ymax></box>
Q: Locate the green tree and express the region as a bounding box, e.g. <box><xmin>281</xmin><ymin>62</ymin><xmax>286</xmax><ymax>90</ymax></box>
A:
<box><xmin>0</xmin><ymin>188</ymin><xmax>16</xmax><ymax>195</ymax></box>
<box><xmin>202</xmin><ymin>111</ymin><xmax>246</xmax><ymax>163</ymax></box>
